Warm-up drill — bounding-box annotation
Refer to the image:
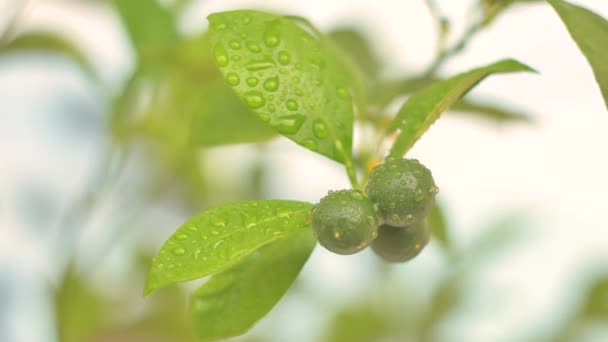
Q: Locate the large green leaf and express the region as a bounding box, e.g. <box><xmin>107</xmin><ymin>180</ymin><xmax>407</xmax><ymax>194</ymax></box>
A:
<box><xmin>328</xmin><ymin>28</ymin><xmax>380</xmax><ymax>83</ymax></box>
<box><xmin>428</xmin><ymin>204</ymin><xmax>450</xmax><ymax>252</ymax></box>
<box><xmin>207</xmin><ymin>10</ymin><xmax>355</xmax><ymax>164</ymax></box>
<box><xmin>0</xmin><ymin>31</ymin><xmax>96</xmax><ymax>79</ymax></box>
<box><xmin>548</xmin><ymin>0</ymin><xmax>608</xmax><ymax>109</ymax></box>
<box><xmin>145</xmin><ymin>200</ymin><xmax>313</xmax><ymax>294</ymax></box>
<box><xmin>191</xmin><ymin>230</ymin><xmax>316</xmax><ymax>341</ymax></box>
<box><xmin>192</xmin><ymin>79</ymin><xmax>277</xmax><ymax>146</ymax></box>
<box><xmin>581</xmin><ymin>275</ymin><xmax>608</xmax><ymax>319</ymax></box>
<box><xmin>387</xmin><ymin>59</ymin><xmax>535</xmax><ymax>157</ymax></box>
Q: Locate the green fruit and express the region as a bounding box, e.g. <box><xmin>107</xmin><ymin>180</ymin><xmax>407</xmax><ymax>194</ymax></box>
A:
<box><xmin>366</xmin><ymin>158</ymin><xmax>437</xmax><ymax>227</ymax></box>
<box><xmin>311</xmin><ymin>189</ymin><xmax>379</xmax><ymax>255</ymax></box>
<box><xmin>371</xmin><ymin>221</ymin><xmax>430</xmax><ymax>263</ymax></box>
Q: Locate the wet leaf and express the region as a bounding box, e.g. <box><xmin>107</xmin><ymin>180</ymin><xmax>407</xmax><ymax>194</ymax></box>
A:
<box><xmin>387</xmin><ymin>59</ymin><xmax>535</xmax><ymax>157</ymax></box>
<box><xmin>145</xmin><ymin>200</ymin><xmax>314</xmax><ymax>294</ymax></box>
<box><xmin>191</xmin><ymin>230</ymin><xmax>316</xmax><ymax>341</ymax></box>
<box><xmin>548</xmin><ymin>0</ymin><xmax>608</xmax><ymax>109</ymax></box>
<box><xmin>207</xmin><ymin>10</ymin><xmax>355</xmax><ymax>164</ymax></box>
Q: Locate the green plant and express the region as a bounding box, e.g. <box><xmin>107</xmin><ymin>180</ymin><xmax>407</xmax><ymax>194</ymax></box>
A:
<box><xmin>136</xmin><ymin>2</ymin><xmax>608</xmax><ymax>340</ymax></box>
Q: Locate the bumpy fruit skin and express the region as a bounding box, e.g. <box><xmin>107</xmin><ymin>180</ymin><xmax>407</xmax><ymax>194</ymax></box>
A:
<box><xmin>311</xmin><ymin>190</ymin><xmax>379</xmax><ymax>255</ymax></box>
<box><xmin>371</xmin><ymin>221</ymin><xmax>430</xmax><ymax>263</ymax></box>
<box><xmin>366</xmin><ymin>158</ymin><xmax>437</xmax><ymax>227</ymax></box>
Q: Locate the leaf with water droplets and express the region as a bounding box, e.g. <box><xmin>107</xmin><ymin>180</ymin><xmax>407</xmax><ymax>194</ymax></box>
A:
<box><xmin>207</xmin><ymin>10</ymin><xmax>355</xmax><ymax>164</ymax></box>
<box><xmin>387</xmin><ymin>59</ymin><xmax>536</xmax><ymax>158</ymax></box>
<box><xmin>548</xmin><ymin>0</ymin><xmax>608</xmax><ymax>110</ymax></box>
<box><xmin>145</xmin><ymin>200</ymin><xmax>314</xmax><ymax>295</ymax></box>
<box><xmin>191</xmin><ymin>230</ymin><xmax>316</xmax><ymax>341</ymax></box>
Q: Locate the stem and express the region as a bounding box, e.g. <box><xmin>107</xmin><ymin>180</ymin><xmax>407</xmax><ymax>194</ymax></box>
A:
<box><xmin>345</xmin><ymin>159</ymin><xmax>360</xmax><ymax>191</ymax></box>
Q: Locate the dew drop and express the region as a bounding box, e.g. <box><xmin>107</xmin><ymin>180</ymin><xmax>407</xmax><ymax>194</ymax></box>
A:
<box><xmin>263</xmin><ymin>30</ymin><xmax>280</xmax><ymax>48</ymax></box>
<box><xmin>337</xmin><ymin>86</ymin><xmax>349</xmax><ymax>98</ymax></box>
<box><xmin>213</xmin><ymin>240</ymin><xmax>225</xmax><ymax>249</ymax></box>
<box><xmin>244</xmin><ymin>91</ymin><xmax>266</xmax><ymax>109</ymax></box>
<box><xmin>268</xmin><ymin>104</ymin><xmax>276</xmax><ymax>113</ymax></box>
<box><xmin>231</xmin><ymin>55</ymin><xmax>241</xmax><ymax>61</ymax></box>
<box><xmin>259</xmin><ymin>113</ymin><xmax>270</xmax><ymax>122</ymax></box>
<box><xmin>404</xmin><ymin>214</ymin><xmax>415</xmax><ymax>225</ymax></box>
<box><xmin>245</xmin><ymin>58</ymin><xmax>274</xmax><ymax>71</ymax></box>
<box><xmin>278</xmin><ymin>51</ymin><xmax>291</xmax><ymax>65</ymax></box>
<box><xmin>350</xmin><ymin>191</ymin><xmax>364</xmax><ymax>200</ymax></box>
<box><xmin>176</xmin><ymin>233</ymin><xmax>189</xmax><ymax>241</ymax></box>
<box><xmin>302</xmin><ymin>138</ymin><xmax>317</xmax><ymax>151</ymax></box>
<box><xmin>414</xmin><ymin>189</ymin><xmax>425</xmax><ymax>202</ymax></box>
<box><xmin>246</xmin><ymin>41</ymin><xmax>262</xmax><ymax>53</ymax></box>
<box><xmin>229</xmin><ymin>40</ymin><xmax>241</xmax><ymax>49</ymax></box>
<box><xmin>295</xmin><ymin>89</ymin><xmax>303</xmax><ymax>96</ymax></box>
<box><xmin>215</xmin><ymin>22</ymin><xmax>227</xmax><ymax>30</ymax></box>
<box><xmin>263</xmin><ymin>76</ymin><xmax>279</xmax><ymax>92</ymax></box>
<box><xmin>247</xmin><ymin>77</ymin><xmax>259</xmax><ymax>87</ymax></box>
<box><xmin>312</xmin><ymin>119</ymin><xmax>328</xmax><ymax>138</ymax></box>
<box><xmin>272</xmin><ymin>114</ymin><xmax>306</xmax><ymax>134</ymax></box>
<box><xmin>286</xmin><ymin>99</ymin><xmax>298</xmax><ymax>111</ymax></box>
<box><xmin>172</xmin><ymin>248</ymin><xmax>185</xmax><ymax>256</ymax></box>
<box><xmin>213</xmin><ymin>44</ymin><xmax>229</xmax><ymax>67</ymax></box>
<box><xmin>226</xmin><ymin>72</ymin><xmax>240</xmax><ymax>86</ymax></box>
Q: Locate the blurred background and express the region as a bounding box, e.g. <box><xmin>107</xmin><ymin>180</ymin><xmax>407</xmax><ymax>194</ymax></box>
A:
<box><xmin>1</xmin><ymin>0</ymin><xmax>607</xmax><ymax>341</ymax></box>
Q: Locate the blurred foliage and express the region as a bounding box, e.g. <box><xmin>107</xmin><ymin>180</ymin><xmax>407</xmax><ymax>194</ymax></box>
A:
<box><xmin>2</xmin><ymin>0</ymin><xmax>607</xmax><ymax>341</ymax></box>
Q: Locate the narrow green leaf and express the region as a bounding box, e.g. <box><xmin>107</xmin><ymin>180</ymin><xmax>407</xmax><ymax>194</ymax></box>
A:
<box><xmin>451</xmin><ymin>98</ymin><xmax>534</xmax><ymax>123</ymax></box>
<box><xmin>191</xmin><ymin>230</ymin><xmax>316</xmax><ymax>341</ymax></box>
<box><xmin>0</xmin><ymin>31</ymin><xmax>95</xmax><ymax>79</ymax></box>
<box><xmin>387</xmin><ymin>59</ymin><xmax>535</xmax><ymax>157</ymax></box>
<box><xmin>548</xmin><ymin>0</ymin><xmax>608</xmax><ymax>109</ymax></box>
<box><xmin>207</xmin><ymin>10</ymin><xmax>355</xmax><ymax>164</ymax></box>
<box><xmin>110</xmin><ymin>0</ymin><xmax>179</xmax><ymax>62</ymax></box>
<box><xmin>145</xmin><ymin>200</ymin><xmax>314</xmax><ymax>295</ymax></box>
<box><xmin>428</xmin><ymin>204</ymin><xmax>450</xmax><ymax>251</ymax></box>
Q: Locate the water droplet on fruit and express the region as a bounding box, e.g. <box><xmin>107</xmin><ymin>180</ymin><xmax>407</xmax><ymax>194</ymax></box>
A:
<box><xmin>414</xmin><ymin>189</ymin><xmax>424</xmax><ymax>202</ymax></box>
<box><xmin>350</xmin><ymin>191</ymin><xmax>364</xmax><ymax>200</ymax></box>
<box><xmin>172</xmin><ymin>248</ymin><xmax>185</xmax><ymax>256</ymax></box>
<box><xmin>244</xmin><ymin>91</ymin><xmax>266</xmax><ymax>109</ymax></box>
<box><xmin>226</xmin><ymin>72</ymin><xmax>240</xmax><ymax>86</ymax></box>
<box><xmin>176</xmin><ymin>233</ymin><xmax>188</xmax><ymax>241</ymax></box>
<box><xmin>278</xmin><ymin>51</ymin><xmax>290</xmax><ymax>65</ymax></box>
<box><xmin>286</xmin><ymin>99</ymin><xmax>298</xmax><ymax>111</ymax></box>
<box><xmin>213</xmin><ymin>44</ymin><xmax>229</xmax><ymax>67</ymax></box>
<box><xmin>312</xmin><ymin>119</ymin><xmax>328</xmax><ymax>138</ymax></box>
<box><xmin>247</xmin><ymin>77</ymin><xmax>259</xmax><ymax>87</ymax></box>
<box><xmin>263</xmin><ymin>76</ymin><xmax>279</xmax><ymax>92</ymax></box>
<box><xmin>404</xmin><ymin>214</ymin><xmax>414</xmax><ymax>225</ymax></box>
<box><xmin>273</xmin><ymin>114</ymin><xmax>305</xmax><ymax>134</ymax></box>
<box><xmin>229</xmin><ymin>40</ymin><xmax>241</xmax><ymax>49</ymax></box>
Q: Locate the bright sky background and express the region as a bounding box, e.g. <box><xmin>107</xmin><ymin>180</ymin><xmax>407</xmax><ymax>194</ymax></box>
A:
<box><xmin>1</xmin><ymin>0</ymin><xmax>608</xmax><ymax>341</ymax></box>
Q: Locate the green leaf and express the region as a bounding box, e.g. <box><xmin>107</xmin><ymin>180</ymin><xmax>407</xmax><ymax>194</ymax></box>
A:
<box><xmin>191</xmin><ymin>229</ymin><xmax>316</xmax><ymax>341</ymax></box>
<box><xmin>387</xmin><ymin>59</ymin><xmax>535</xmax><ymax>157</ymax></box>
<box><xmin>548</xmin><ymin>0</ymin><xmax>608</xmax><ymax>109</ymax></box>
<box><xmin>328</xmin><ymin>28</ymin><xmax>380</xmax><ymax>83</ymax></box>
<box><xmin>0</xmin><ymin>31</ymin><xmax>96</xmax><ymax>79</ymax></box>
<box><xmin>451</xmin><ymin>98</ymin><xmax>534</xmax><ymax>124</ymax></box>
<box><xmin>192</xmin><ymin>79</ymin><xmax>277</xmax><ymax>146</ymax></box>
<box><xmin>55</xmin><ymin>269</ymin><xmax>107</xmax><ymax>342</ymax></box>
<box><xmin>145</xmin><ymin>200</ymin><xmax>314</xmax><ymax>295</ymax></box>
<box><xmin>428</xmin><ymin>203</ymin><xmax>450</xmax><ymax>251</ymax></box>
<box><xmin>581</xmin><ymin>275</ymin><xmax>608</xmax><ymax>319</ymax></box>
<box><xmin>110</xmin><ymin>0</ymin><xmax>179</xmax><ymax>63</ymax></box>
<box><xmin>207</xmin><ymin>10</ymin><xmax>355</xmax><ymax>164</ymax></box>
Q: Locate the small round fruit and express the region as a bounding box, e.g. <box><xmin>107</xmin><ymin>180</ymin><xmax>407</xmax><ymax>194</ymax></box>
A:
<box><xmin>371</xmin><ymin>221</ymin><xmax>430</xmax><ymax>263</ymax></box>
<box><xmin>366</xmin><ymin>158</ymin><xmax>437</xmax><ymax>227</ymax></box>
<box><xmin>311</xmin><ymin>189</ymin><xmax>379</xmax><ymax>255</ymax></box>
